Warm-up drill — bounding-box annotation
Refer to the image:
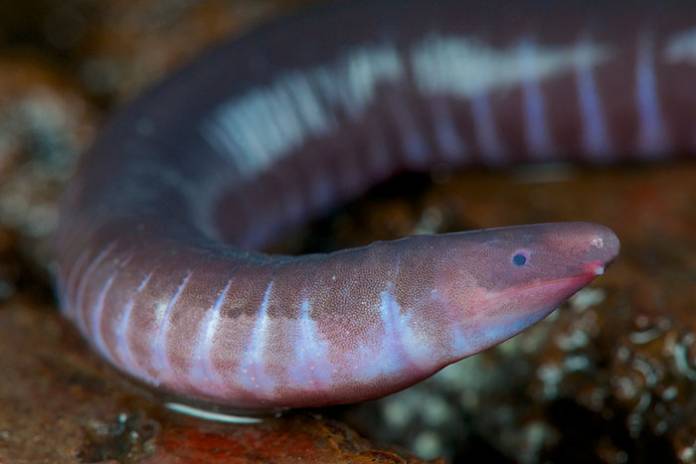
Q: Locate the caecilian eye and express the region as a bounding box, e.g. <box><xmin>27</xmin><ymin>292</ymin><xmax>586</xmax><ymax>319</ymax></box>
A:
<box><xmin>512</xmin><ymin>251</ymin><xmax>528</xmax><ymax>267</ymax></box>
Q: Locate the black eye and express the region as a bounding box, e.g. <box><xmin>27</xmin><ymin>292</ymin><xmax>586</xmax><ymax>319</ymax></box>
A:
<box><xmin>512</xmin><ymin>253</ymin><xmax>527</xmax><ymax>266</ymax></box>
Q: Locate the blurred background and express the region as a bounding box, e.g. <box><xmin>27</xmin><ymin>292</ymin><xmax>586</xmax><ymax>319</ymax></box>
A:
<box><xmin>0</xmin><ymin>1</ymin><xmax>694</xmax><ymax>463</ymax></box>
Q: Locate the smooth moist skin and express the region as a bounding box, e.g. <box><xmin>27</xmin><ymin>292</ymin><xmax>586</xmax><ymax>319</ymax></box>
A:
<box><xmin>56</xmin><ymin>0</ymin><xmax>696</xmax><ymax>411</ymax></box>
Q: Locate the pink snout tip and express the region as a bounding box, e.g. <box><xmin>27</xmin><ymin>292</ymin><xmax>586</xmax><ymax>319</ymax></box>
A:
<box><xmin>584</xmin><ymin>260</ymin><xmax>606</xmax><ymax>276</ymax></box>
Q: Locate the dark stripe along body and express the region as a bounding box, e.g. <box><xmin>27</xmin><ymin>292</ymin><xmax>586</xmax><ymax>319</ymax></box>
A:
<box><xmin>56</xmin><ymin>0</ymin><xmax>695</xmax><ymax>410</ymax></box>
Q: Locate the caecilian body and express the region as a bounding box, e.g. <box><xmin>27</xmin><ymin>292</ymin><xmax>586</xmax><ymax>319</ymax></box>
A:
<box><xmin>55</xmin><ymin>0</ymin><xmax>696</xmax><ymax>411</ymax></box>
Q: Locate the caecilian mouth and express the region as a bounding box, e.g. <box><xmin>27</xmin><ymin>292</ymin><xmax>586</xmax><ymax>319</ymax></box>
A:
<box><xmin>503</xmin><ymin>266</ymin><xmax>608</xmax><ymax>299</ymax></box>
<box><xmin>528</xmin><ymin>273</ymin><xmax>597</xmax><ymax>294</ymax></box>
<box><xmin>477</xmin><ymin>272</ymin><xmax>599</xmax><ymax>311</ymax></box>
<box><xmin>522</xmin><ymin>259</ymin><xmax>612</xmax><ymax>294</ymax></box>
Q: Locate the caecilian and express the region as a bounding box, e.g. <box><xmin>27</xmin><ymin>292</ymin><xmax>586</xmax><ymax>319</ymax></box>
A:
<box><xmin>55</xmin><ymin>0</ymin><xmax>696</xmax><ymax>412</ymax></box>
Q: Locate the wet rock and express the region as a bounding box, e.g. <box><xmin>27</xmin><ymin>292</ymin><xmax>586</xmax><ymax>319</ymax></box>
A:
<box><xmin>0</xmin><ymin>57</ymin><xmax>95</xmax><ymax>264</ymax></box>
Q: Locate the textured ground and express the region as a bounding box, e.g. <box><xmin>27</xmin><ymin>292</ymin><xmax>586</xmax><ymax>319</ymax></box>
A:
<box><xmin>0</xmin><ymin>1</ymin><xmax>694</xmax><ymax>463</ymax></box>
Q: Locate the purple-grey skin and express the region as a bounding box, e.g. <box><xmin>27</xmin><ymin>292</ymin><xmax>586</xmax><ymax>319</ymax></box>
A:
<box><xmin>56</xmin><ymin>0</ymin><xmax>696</xmax><ymax>412</ymax></box>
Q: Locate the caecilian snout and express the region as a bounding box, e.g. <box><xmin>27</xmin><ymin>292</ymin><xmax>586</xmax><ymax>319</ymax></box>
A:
<box><xmin>536</xmin><ymin>222</ymin><xmax>620</xmax><ymax>274</ymax></box>
<box><xmin>577</xmin><ymin>222</ymin><xmax>621</xmax><ymax>270</ymax></box>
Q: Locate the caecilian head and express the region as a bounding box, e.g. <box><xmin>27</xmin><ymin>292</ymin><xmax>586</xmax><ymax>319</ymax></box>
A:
<box><xmin>429</xmin><ymin>222</ymin><xmax>620</xmax><ymax>357</ymax></box>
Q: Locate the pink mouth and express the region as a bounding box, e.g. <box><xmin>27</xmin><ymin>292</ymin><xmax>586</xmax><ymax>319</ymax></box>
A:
<box><xmin>524</xmin><ymin>259</ymin><xmax>610</xmax><ymax>296</ymax></box>
<box><xmin>507</xmin><ymin>266</ymin><xmax>604</xmax><ymax>306</ymax></box>
<box><xmin>485</xmin><ymin>271</ymin><xmax>599</xmax><ymax>315</ymax></box>
<box><xmin>533</xmin><ymin>275</ymin><xmax>592</xmax><ymax>295</ymax></box>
